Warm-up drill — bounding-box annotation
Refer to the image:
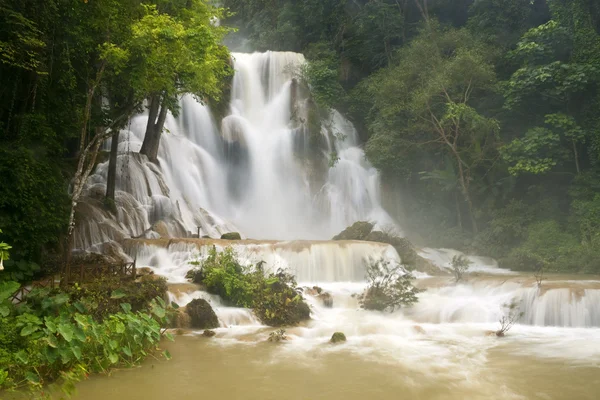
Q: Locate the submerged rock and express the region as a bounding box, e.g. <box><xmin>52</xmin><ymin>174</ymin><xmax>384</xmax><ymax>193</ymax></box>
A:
<box><xmin>186</xmin><ymin>299</ymin><xmax>219</xmax><ymax>329</ymax></box>
<box><xmin>330</xmin><ymin>332</ymin><xmax>347</xmax><ymax>343</ymax></box>
<box><xmin>221</xmin><ymin>232</ymin><xmax>242</xmax><ymax>240</ymax></box>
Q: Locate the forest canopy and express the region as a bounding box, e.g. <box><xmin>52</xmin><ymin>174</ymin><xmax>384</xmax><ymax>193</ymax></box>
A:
<box><xmin>0</xmin><ymin>0</ymin><xmax>598</xmax><ymax>273</ymax></box>
<box><xmin>223</xmin><ymin>0</ymin><xmax>600</xmax><ymax>273</ymax></box>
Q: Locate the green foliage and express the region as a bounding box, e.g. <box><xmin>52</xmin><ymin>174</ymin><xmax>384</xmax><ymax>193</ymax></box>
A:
<box><xmin>359</xmin><ymin>258</ymin><xmax>422</xmax><ymax>312</ymax></box>
<box><xmin>267</xmin><ymin>329</ymin><xmax>287</xmax><ymax>342</ymax></box>
<box><xmin>188</xmin><ymin>247</ymin><xmax>310</xmax><ymax>326</ymax></box>
<box><xmin>0</xmin><ymin>281</ymin><xmax>173</xmax><ymax>395</ymax></box>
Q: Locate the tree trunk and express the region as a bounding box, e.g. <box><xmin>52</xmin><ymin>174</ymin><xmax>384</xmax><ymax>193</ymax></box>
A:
<box><xmin>455</xmin><ymin>191</ymin><xmax>463</xmax><ymax>230</ymax></box>
<box><xmin>140</xmin><ymin>95</ymin><xmax>167</xmax><ymax>163</ymax></box>
<box><xmin>105</xmin><ymin>129</ymin><xmax>120</xmax><ymax>209</ymax></box>
<box><xmin>572</xmin><ymin>140</ymin><xmax>580</xmax><ymax>174</ymax></box>
<box><xmin>456</xmin><ymin>160</ymin><xmax>478</xmax><ymax>234</ymax></box>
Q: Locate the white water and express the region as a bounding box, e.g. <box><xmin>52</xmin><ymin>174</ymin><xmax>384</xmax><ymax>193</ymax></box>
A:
<box><xmin>128</xmin><ymin>239</ymin><xmax>600</xmax><ymax>375</ymax></box>
<box><xmin>77</xmin><ymin>51</ymin><xmax>395</xmax><ymax>250</ymax></box>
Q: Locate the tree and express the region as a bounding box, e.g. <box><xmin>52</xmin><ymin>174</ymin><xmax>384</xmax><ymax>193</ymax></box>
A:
<box><xmin>450</xmin><ymin>254</ymin><xmax>471</xmax><ymax>282</ymax></box>
<box><xmin>131</xmin><ymin>3</ymin><xmax>232</xmax><ymax>163</ymax></box>
<box><xmin>362</xmin><ymin>24</ymin><xmax>500</xmax><ymax>233</ymax></box>
<box><xmin>359</xmin><ymin>258</ymin><xmax>422</xmax><ymax>312</ymax></box>
<box><xmin>496</xmin><ymin>299</ymin><xmax>523</xmax><ymax>337</ymax></box>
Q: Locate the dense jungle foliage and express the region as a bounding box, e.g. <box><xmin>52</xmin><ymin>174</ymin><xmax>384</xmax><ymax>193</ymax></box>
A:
<box><xmin>0</xmin><ymin>0</ymin><xmax>598</xmax><ymax>274</ymax></box>
<box><xmin>0</xmin><ymin>0</ymin><xmax>231</xmax><ymax>270</ymax></box>
<box><xmin>223</xmin><ymin>0</ymin><xmax>600</xmax><ymax>273</ymax></box>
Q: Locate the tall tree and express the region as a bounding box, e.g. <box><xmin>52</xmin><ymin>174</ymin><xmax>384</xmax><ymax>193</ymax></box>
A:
<box><xmin>132</xmin><ymin>3</ymin><xmax>232</xmax><ymax>163</ymax></box>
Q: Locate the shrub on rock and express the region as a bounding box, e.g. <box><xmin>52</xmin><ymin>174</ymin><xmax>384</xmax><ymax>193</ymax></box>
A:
<box><xmin>359</xmin><ymin>258</ymin><xmax>422</xmax><ymax>312</ymax></box>
<box><xmin>221</xmin><ymin>232</ymin><xmax>242</xmax><ymax>240</ymax></box>
<box><xmin>332</xmin><ymin>221</ymin><xmax>374</xmax><ymax>241</ymax></box>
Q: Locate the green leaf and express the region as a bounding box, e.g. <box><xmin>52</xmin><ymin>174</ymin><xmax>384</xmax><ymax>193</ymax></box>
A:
<box><xmin>20</xmin><ymin>324</ymin><xmax>38</xmax><ymax>336</ymax></box>
<box><xmin>0</xmin><ymin>304</ymin><xmax>10</xmax><ymax>318</ymax></box>
<box><xmin>122</xmin><ymin>346</ymin><xmax>132</xmax><ymax>357</ymax></box>
<box><xmin>45</xmin><ymin>319</ymin><xmax>57</xmax><ymax>333</ymax></box>
<box><xmin>111</xmin><ymin>289</ymin><xmax>127</xmax><ymax>299</ymax></box>
<box><xmin>46</xmin><ymin>334</ymin><xmax>59</xmax><ymax>348</ymax></box>
<box><xmin>15</xmin><ymin>350</ymin><xmax>28</xmax><ymax>364</ymax></box>
<box><xmin>120</xmin><ymin>303</ymin><xmax>132</xmax><ymax>313</ymax></box>
<box><xmin>170</xmin><ymin>301</ymin><xmax>180</xmax><ymax>309</ymax></box>
<box><xmin>71</xmin><ymin>345</ymin><xmax>82</xmax><ymax>360</ymax></box>
<box><xmin>57</xmin><ymin>323</ymin><xmax>74</xmax><ymax>342</ymax></box>
<box><xmin>73</xmin><ymin>301</ymin><xmax>87</xmax><ymax>313</ymax></box>
<box><xmin>108</xmin><ymin>353</ymin><xmax>119</xmax><ymax>364</ymax></box>
<box><xmin>25</xmin><ymin>372</ymin><xmax>40</xmax><ymax>385</ymax></box>
<box><xmin>163</xmin><ymin>350</ymin><xmax>172</xmax><ymax>360</ymax></box>
<box><xmin>0</xmin><ymin>281</ymin><xmax>20</xmax><ymax>301</ymax></box>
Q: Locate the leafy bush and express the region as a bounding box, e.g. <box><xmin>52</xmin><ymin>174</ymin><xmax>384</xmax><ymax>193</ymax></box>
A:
<box><xmin>359</xmin><ymin>258</ymin><xmax>422</xmax><ymax>312</ymax></box>
<box><xmin>0</xmin><ymin>281</ymin><xmax>173</xmax><ymax>395</ymax></box>
<box><xmin>188</xmin><ymin>247</ymin><xmax>310</xmax><ymax>326</ymax></box>
<box><xmin>450</xmin><ymin>255</ymin><xmax>471</xmax><ymax>282</ymax></box>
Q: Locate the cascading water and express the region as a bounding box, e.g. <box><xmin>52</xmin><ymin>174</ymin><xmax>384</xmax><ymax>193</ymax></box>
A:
<box><xmin>77</xmin><ymin>51</ymin><xmax>395</xmax><ymax>250</ymax></box>
<box><xmin>75</xmin><ymin>51</ymin><xmax>600</xmax><ymax>386</ymax></box>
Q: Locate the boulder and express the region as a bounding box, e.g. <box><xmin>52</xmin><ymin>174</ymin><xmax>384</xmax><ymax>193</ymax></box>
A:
<box><xmin>203</xmin><ymin>329</ymin><xmax>216</xmax><ymax>337</ymax></box>
<box><xmin>330</xmin><ymin>332</ymin><xmax>347</xmax><ymax>343</ymax></box>
<box><xmin>221</xmin><ymin>232</ymin><xmax>242</xmax><ymax>240</ymax></box>
<box><xmin>332</xmin><ymin>221</ymin><xmax>374</xmax><ymax>241</ymax></box>
<box><xmin>317</xmin><ymin>292</ymin><xmax>333</xmax><ymax>308</ymax></box>
<box><xmin>186</xmin><ymin>299</ymin><xmax>219</xmax><ymax>329</ymax></box>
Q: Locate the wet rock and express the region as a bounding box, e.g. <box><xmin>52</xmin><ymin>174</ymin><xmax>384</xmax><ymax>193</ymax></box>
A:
<box><xmin>186</xmin><ymin>299</ymin><xmax>219</xmax><ymax>329</ymax></box>
<box><xmin>330</xmin><ymin>332</ymin><xmax>347</xmax><ymax>343</ymax></box>
<box><xmin>221</xmin><ymin>232</ymin><xmax>242</xmax><ymax>240</ymax></box>
<box><xmin>203</xmin><ymin>329</ymin><xmax>216</xmax><ymax>338</ymax></box>
<box><xmin>318</xmin><ymin>292</ymin><xmax>333</xmax><ymax>308</ymax></box>
<box><xmin>304</xmin><ymin>286</ymin><xmax>323</xmax><ymax>296</ymax></box>
<box><xmin>152</xmin><ymin>221</ymin><xmax>171</xmax><ymax>238</ymax></box>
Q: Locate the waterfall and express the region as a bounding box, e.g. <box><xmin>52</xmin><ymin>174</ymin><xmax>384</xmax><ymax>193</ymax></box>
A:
<box><xmin>76</xmin><ymin>51</ymin><xmax>395</xmax><ymax>250</ymax></box>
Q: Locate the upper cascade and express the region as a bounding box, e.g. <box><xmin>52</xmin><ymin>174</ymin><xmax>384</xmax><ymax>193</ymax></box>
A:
<box><xmin>76</xmin><ymin>51</ymin><xmax>397</xmax><ymax>250</ymax></box>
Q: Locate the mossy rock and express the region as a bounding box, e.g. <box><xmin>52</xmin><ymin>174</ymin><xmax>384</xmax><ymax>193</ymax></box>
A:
<box><xmin>221</xmin><ymin>232</ymin><xmax>242</xmax><ymax>240</ymax></box>
<box><xmin>330</xmin><ymin>332</ymin><xmax>347</xmax><ymax>343</ymax></box>
<box><xmin>186</xmin><ymin>299</ymin><xmax>219</xmax><ymax>329</ymax></box>
<box><xmin>332</xmin><ymin>221</ymin><xmax>374</xmax><ymax>241</ymax></box>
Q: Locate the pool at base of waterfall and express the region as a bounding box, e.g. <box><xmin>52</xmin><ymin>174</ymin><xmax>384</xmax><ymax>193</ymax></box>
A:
<box><xmin>73</xmin><ymin>333</ymin><xmax>599</xmax><ymax>400</ymax></box>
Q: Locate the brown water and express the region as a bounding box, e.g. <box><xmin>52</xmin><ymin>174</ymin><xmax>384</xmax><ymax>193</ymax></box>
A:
<box><xmin>73</xmin><ymin>335</ymin><xmax>600</xmax><ymax>400</ymax></box>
